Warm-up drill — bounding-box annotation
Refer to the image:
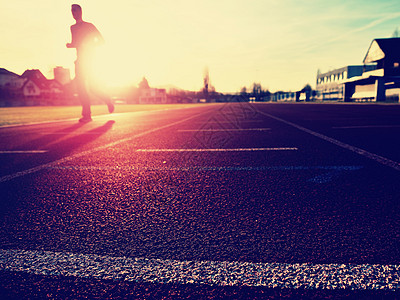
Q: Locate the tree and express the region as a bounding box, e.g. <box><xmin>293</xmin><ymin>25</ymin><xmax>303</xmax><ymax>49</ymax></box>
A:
<box><xmin>251</xmin><ymin>82</ymin><xmax>270</xmax><ymax>101</ymax></box>
<box><xmin>202</xmin><ymin>68</ymin><xmax>209</xmax><ymax>101</ymax></box>
<box><xmin>302</xmin><ymin>84</ymin><xmax>312</xmax><ymax>93</ymax></box>
<box><xmin>201</xmin><ymin>67</ymin><xmax>217</xmax><ymax>101</ymax></box>
<box><xmin>301</xmin><ymin>84</ymin><xmax>316</xmax><ymax>101</ymax></box>
<box><xmin>392</xmin><ymin>27</ymin><xmax>399</xmax><ymax>38</ymax></box>
<box><xmin>139</xmin><ymin>77</ymin><xmax>150</xmax><ymax>90</ymax></box>
<box><xmin>252</xmin><ymin>83</ymin><xmax>262</xmax><ymax>96</ymax></box>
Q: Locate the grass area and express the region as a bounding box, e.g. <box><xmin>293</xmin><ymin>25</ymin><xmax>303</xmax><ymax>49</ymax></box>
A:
<box><xmin>0</xmin><ymin>103</ymin><xmax>210</xmax><ymax>127</ymax></box>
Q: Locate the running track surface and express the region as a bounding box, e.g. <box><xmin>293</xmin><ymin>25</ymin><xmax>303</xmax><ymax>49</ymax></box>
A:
<box><xmin>1</xmin><ymin>103</ymin><xmax>400</xmax><ymax>298</ymax></box>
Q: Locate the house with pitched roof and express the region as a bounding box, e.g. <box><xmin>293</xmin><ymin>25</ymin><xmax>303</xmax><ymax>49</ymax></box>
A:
<box><xmin>21</xmin><ymin>69</ymin><xmax>64</xmax><ymax>99</ymax></box>
<box><xmin>343</xmin><ymin>38</ymin><xmax>400</xmax><ymax>102</ymax></box>
<box><xmin>0</xmin><ymin>68</ymin><xmax>66</xmax><ymax>106</ymax></box>
<box><xmin>0</xmin><ymin>68</ymin><xmax>27</xmax><ymax>105</ymax></box>
<box><xmin>0</xmin><ymin>68</ymin><xmax>21</xmax><ymax>87</ymax></box>
<box><xmin>0</xmin><ymin>68</ymin><xmax>26</xmax><ymax>94</ymax></box>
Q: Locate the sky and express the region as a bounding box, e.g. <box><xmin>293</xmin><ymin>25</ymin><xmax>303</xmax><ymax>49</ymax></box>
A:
<box><xmin>1</xmin><ymin>0</ymin><xmax>400</xmax><ymax>93</ymax></box>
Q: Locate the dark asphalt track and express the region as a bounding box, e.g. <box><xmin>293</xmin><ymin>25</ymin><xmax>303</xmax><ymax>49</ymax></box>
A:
<box><xmin>0</xmin><ymin>103</ymin><xmax>400</xmax><ymax>298</ymax></box>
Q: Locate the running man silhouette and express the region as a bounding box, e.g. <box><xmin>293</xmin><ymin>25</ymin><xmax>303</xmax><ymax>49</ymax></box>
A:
<box><xmin>67</xmin><ymin>4</ymin><xmax>114</xmax><ymax>123</ymax></box>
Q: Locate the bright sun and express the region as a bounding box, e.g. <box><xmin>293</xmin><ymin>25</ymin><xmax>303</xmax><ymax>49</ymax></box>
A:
<box><xmin>90</xmin><ymin>45</ymin><xmax>139</xmax><ymax>88</ymax></box>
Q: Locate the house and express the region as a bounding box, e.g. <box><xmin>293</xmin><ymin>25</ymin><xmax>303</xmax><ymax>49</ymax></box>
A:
<box><xmin>0</xmin><ymin>68</ymin><xmax>27</xmax><ymax>105</ymax></box>
<box><xmin>139</xmin><ymin>88</ymin><xmax>168</xmax><ymax>104</ymax></box>
<box><xmin>0</xmin><ymin>68</ymin><xmax>67</xmax><ymax>106</ymax></box>
<box><xmin>21</xmin><ymin>69</ymin><xmax>51</xmax><ymax>97</ymax></box>
<box><xmin>21</xmin><ymin>69</ymin><xmax>64</xmax><ymax>99</ymax></box>
<box><xmin>53</xmin><ymin>66</ymin><xmax>71</xmax><ymax>85</ymax></box>
<box><xmin>343</xmin><ymin>38</ymin><xmax>400</xmax><ymax>102</ymax></box>
<box><xmin>272</xmin><ymin>87</ymin><xmax>314</xmax><ymax>102</ymax></box>
<box><xmin>272</xmin><ymin>91</ymin><xmax>297</xmax><ymax>102</ymax></box>
<box><xmin>0</xmin><ymin>68</ymin><xmax>26</xmax><ymax>94</ymax></box>
<box><xmin>0</xmin><ymin>68</ymin><xmax>22</xmax><ymax>87</ymax></box>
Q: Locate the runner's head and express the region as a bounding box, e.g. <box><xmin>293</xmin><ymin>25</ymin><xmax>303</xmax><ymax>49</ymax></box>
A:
<box><xmin>71</xmin><ymin>4</ymin><xmax>83</xmax><ymax>21</ymax></box>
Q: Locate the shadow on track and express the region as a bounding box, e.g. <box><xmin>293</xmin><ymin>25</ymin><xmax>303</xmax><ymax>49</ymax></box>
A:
<box><xmin>0</xmin><ymin>120</ymin><xmax>115</xmax><ymax>180</ymax></box>
<box><xmin>13</xmin><ymin>122</ymin><xmax>87</xmax><ymax>150</ymax></box>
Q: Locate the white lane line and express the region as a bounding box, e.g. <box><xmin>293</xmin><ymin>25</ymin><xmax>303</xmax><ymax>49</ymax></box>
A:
<box><xmin>178</xmin><ymin>128</ymin><xmax>271</xmax><ymax>132</ymax></box>
<box><xmin>333</xmin><ymin>125</ymin><xmax>400</xmax><ymax>129</ymax></box>
<box><xmin>0</xmin><ymin>249</ymin><xmax>399</xmax><ymax>290</ymax></box>
<box><xmin>37</xmin><ymin>132</ymin><xmax>104</xmax><ymax>135</ymax></box>
<box><xmin>136</xmin><ymin>148</ymin><xmax>298</xmax><ymax>152</ymax></box>
<box><xmin>260</xmin><ymin>112</ymin><xmax>400</xmax><ymax>171</ymax></box>
<box><xmin>195</xmin><ymin>120</ymin><xmax>264</xmax><ymax>124</ymax></box>
<box><xmin>0</xmin><ymin>150</ymin><xmax>48</xmax><ymax>154</ymax></box>
<box><xmin>0</xmin><ymin>109</ymin><xmax>211</xmax><ymax>183</ymax></box>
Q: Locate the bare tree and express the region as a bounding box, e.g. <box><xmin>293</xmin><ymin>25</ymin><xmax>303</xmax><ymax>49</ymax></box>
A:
<box><xmin>203</xmin><ymin>68</ymin><xmax>209</xmax><ymax>101</ymax></box>
<box><xmin>392</xmin><ymin>27</ymin><xmax>399</xmax><ymax>38</ymax></box>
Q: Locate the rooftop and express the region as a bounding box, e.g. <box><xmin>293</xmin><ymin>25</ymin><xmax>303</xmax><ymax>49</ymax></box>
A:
<box><xmin>363</xmin><ymin>38</ymin><xmax>400</xmax><ymax>64</ymax></box>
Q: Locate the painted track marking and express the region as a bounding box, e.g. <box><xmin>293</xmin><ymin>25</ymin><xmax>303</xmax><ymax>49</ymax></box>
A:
<box><xmin>0</xmin><ymin>109</ymin><xmax>212</xmax><ymax>183</ymax></box>
<box><xmin>0</xmin><ymin>150</ymin><xmax>48</xmax><ymax>154</ymax></box>
<box><xmin>178</xmin><ymin>128</ymin><xmax>271</xmax><ymax>132</ymax></box>
<box><xmin>0</xmin><ymin>249</ymin><xmax>399</xmax><ymax>290</ymax></box>
<box><xmin>37</xmin><ymin>132</ymin><xmax>105</xmax><ymax>135</ymax></box>
<box><xmin>194</xmin><ymin>120</ymin><xmax>264</xmax><ymax>124</ymax></box>
<box><xmin>136</xmin><ymin>148</ymin><xmax>297</xmax><ymax>152</ymax></box>
<box><xmin>260</xmin><ymin>111</ymin><xmax>400</xmax><ymax>171</ymax></box>
<box><xmin>333</xmin><ymin>125</ymin><xmax>400</xmax><ymax>129</ymax></box>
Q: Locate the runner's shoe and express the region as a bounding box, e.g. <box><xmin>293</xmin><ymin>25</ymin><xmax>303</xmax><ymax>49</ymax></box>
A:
<box><xmin>107</xmin><ymin>101</ymin><xmax>114</xmax><ymax>113</ymax></box>
<box><xmin>79</xmin><ymin>117</ymin><xmax>92</xmax><ymax>123</ymax></box>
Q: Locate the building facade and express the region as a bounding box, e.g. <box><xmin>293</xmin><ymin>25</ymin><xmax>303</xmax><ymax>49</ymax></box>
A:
<box><xmin>272</xmin><ymin>91</ymin><xmax>297</xmax><ymax>102</ymax></box>
<box><xmin>21</xmin><ymin>69</ymin><xmax>64</xmax><ymax>100</ymax></box>
<box><xmin>0</xmin><ymin>68</ymin><xmax>66</xmax><ymax>106</ymax></box>
<box><xmin>53</xmin><ymin>66</ymin><xmax>71</xmax><ymax>85</ymax></box>
<box><xmin>139</xmin><ymin>88</ymin><xmax>168</xmax><ymax>104</ymax></box>
<box><xmin>0</xmin><ymin>68</ymin><xmax>26</xmax><ymax>100</ymax></box>
<box><xmin>344</xmin><ymin>38</ymin><xmax>400</xmax><ymax>102</ymax></box>
<box><xmin>316</xmin><ymin>65</ymin><xmax>376</xmax><ymax>101</ymax></box>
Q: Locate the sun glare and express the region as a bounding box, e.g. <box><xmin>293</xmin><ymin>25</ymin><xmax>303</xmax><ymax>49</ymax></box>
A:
<box><xmin>91</xmin><ymin>46</ymin><xmax>138</xmax><ymax>88</ymax></box>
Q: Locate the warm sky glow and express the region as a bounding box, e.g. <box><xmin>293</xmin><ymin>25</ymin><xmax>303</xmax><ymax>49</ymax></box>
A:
<box><xmin>1</xmin><ymin>1</ymin><xmax>400</xmax><ymax>92</ymax></box>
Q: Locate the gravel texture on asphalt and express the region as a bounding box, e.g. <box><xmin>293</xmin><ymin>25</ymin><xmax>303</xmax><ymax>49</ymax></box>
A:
<box><xmin>1</xmin><ymin>249</ymin><xmax>399</xmax><ymax>291</ymax></box>
<box><xmin>1</xmin><ymin>103</ymin><xmax>400</xmax><ymax>299</ymax></box>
